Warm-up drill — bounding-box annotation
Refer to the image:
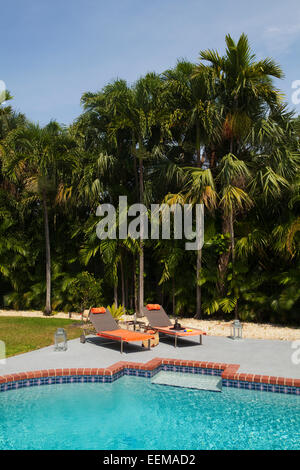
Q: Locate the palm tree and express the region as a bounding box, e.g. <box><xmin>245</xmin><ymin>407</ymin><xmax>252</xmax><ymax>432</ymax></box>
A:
<box><xmin>217</xmin><ymin>154</ymin><xmax>253</xmax><ymax>317</ymax></box>
<box><xmin>80</xmin><ymin>214</ymin><xmax>139</xmax><ymax>309</ymax></box>
<box><xmin>132</xmin><ymin>74</ymin><xmax>169</xmax><ymax>315</ymax></box>
<box><xmin>161</xmin><ymin>169</ymin><xmax>217</xmax><ymax>318</ymax></box>
<box><xmin>2</xmin><ymin>122</ymin><xmax>76</xmax><ymax>314</ymax></box>
<box><xmin>183</xmin><ymin>169</ymin><xmax>217</xmax><ymax>318</ymax></box>
<box><xmin>163</xmin><ymin>60</ymin><xmax>220</xmax><ymax>167</ymax></box>
<box><xmin>194</xmin><ymin>34</ymin><xmax>284</xmax><ymax>290</ymax></box>
<box><xmin>162</xmin><ymin>61</ymin><xmax>220</xmax><ymax>318</ymax></box>
<box><xmin>89</xmin><ymin>74</ymin><xmax>168</xmax><ymax>316</ymax></box>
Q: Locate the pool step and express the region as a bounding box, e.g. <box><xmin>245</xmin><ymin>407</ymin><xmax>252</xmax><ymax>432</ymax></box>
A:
<box><xmin>151</xmin><ymin>371</ymin><xmax>222</xmax><ymax>392</ymax></box>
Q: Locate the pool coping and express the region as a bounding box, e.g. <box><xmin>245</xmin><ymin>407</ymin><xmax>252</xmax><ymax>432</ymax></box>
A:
<box><xmin>0</xmin><ymin>358</ymin><xmax>299</xmax><ymax>395</ymax></box>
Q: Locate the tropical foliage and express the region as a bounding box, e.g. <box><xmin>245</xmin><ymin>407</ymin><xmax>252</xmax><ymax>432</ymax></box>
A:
<box><xmin>0</xmin><ymin>34</ymin><xmax>299</xmax><ymax>324</ymax></box>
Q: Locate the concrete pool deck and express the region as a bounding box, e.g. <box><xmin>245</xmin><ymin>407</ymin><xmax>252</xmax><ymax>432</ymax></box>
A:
<box><xmin>1</xmin><ymin>334</ymin><xmax>299</xmax><ymax>379</ymax></box>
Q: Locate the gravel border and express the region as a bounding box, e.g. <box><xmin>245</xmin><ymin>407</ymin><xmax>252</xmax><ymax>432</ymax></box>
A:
<box><xmin>0</xmin><ymin>310</ymin><xmax>299</xmax><ymax>341</ymax></box>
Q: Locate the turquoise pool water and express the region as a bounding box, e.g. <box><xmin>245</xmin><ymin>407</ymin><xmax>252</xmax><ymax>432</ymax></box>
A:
<box><xmin>0</xmin><ymin>376</ymin><xmax>299</xmax><ymax>450</ymax></box>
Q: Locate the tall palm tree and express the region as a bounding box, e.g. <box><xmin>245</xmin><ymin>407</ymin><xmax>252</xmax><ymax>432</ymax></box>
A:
<box><xmin>183</xmin><ymin>169</ymin><xmax>217</xmax><ymax>318</ymax></box>
<box><xmin>162</xmin><ymin>168</ymin><xmax>217</xmax><ymax>318</ymax></box>
<box><xmin>162</xmin><ymin>61</ymin><xmax>220</xmax><ymax>318</ymax></box>
<box><xmin>194</xmin><ymin>34</ymin><xmax>284</xmax><ymax>291</ymax></box>
<box><xmin>2</xmin><ymin>122</ymin><xmax>76</xmax><ymax>314</ymax></box>
<box><xmin>163</xmin><ymin>60</ymin><xmax>219</xmax><ymax>167</ymax></box>
<box><xmin>132</xmin><ymin>73</ymin><xmax>169</xmax><ymax>315</ymax></box>
<box><xmin>90</xmin><ymin>74</ymin><xmax>168</xmax><ymax>316</ymax></box>
<box><xmin>217</xmin><ymin>154</ymin><xmax>253</xmax><ymax>317</ymax></box>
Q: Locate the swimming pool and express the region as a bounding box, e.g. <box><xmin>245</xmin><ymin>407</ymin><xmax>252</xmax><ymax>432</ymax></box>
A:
<box><xmin>0</xmin><ymin>376</ymin><xmax>299</xmax><ymax>450</ymax></box>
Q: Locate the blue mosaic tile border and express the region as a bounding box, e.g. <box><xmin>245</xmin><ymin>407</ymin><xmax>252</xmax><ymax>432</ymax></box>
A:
<box><xmin>0</xmin><ymin>366</ymin><xmax>222</xmax><ymax>393</ymax></box>
<box><xmin>160</xmin><ymin>364</ymin><xmax>222</xmax><ymax>376</ymax></box>
<box><xmin>0</xmin><ymin>366</ymin><xmax>299</xmax><ymax>395</ymax></box>
<box><xmin>222</xmin><ymin>379</ymin><xmax>300</xmax><ymax>395</ymax></box>
<box><xmin>0</xmin><ymin>375</ymin><xmax>117</xmax><ymax>392</ymax></box>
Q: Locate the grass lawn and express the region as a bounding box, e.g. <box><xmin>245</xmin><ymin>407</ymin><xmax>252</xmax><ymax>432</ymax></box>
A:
<box><xmin>0</xmin><ymin>316</ymin><xmax>82</xmax><ymax>357</ymax></box>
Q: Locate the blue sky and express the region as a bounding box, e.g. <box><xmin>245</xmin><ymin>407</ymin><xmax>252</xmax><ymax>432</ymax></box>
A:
<box><xmin>2</xmin><ymin>0</ymin><xmax>300</xmax><ymax>125</ymax></box>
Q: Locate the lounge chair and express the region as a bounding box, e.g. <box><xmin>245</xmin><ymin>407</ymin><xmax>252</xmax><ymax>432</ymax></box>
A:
<box><xmin>143</xmin><ymin>304</ymin><xmax>206</xmax><ymax>347</ymax></box>
<box><xmin>81</xmin><ymin>307</ymin><xmax>154</xmax><ymax>353</ymax></box>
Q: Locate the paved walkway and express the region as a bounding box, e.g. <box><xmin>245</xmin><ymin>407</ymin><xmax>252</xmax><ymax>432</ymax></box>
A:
<box><xmin>1</xmin><ymin>334</ymin><xmax>299</xmax><ymax>379</ymax></box>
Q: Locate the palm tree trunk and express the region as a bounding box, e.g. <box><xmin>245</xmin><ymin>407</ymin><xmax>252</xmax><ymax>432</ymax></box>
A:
<box><xmin>172</xmin><ymin>278</ymin><xmax>175</xmax><ymax>314</ymax></box>
<box><xmin>195</xmin><ymin>132</ymin><xmax>202</xmax><ymax>319</ymax></box>
<box><xmin>130</xmin><ymin>279</ymin><xmax>133</xmax><ymax>310</ymax></box>
<box><xmin>195</xmin><ymin>249</ymin><xmax>202</xmax><ymax>319</ymax></box>
<box><xmin>229</xmin><ymin>210</ymin><xmax>235</xmax><ymax>263</ymax></box>
<box><xmin>196</xmin><ymin>148</ymin><xmax>201</xmax><ymax>167</ymax></box>
<box><xmin>133</xmin><ymin>256</ymin><xmax>138</xmax><ymax>315</ymax></box>
<box><xmin>125</xmin><ymin>275</ymin><xmax>128</xmax><ymax>309</ymax></box>
<box><xmin>42</xmin><ymin>193</ymin><xmax>51</xmax><ymax>315</ymax></box>
<box><xmin>196</xmin><ymin>125</ymin><xmax>201</xmax><ymax>168</ymax></box>
<box><xmin>209</xmin><ymin>148</ymin><xmax>216</xmax><ymax>169</ymax></box>
<box><xmin>217</xmin><ymin>214</ymin><xmax>231</xmax><ymax>295</ymax></box>
<box><xmin>114</xmin><ymin>284</ymin><xmax>118</xmax><ymax>307</ymax></box>
<box><xmin>229</xmin><ymin>211</ymin><xmax>238</xmax><ymax>320</ymax></box>
<box><xmin>138</xmin><ymin>155</ymin><xmax>144</xmax><ymax>317</ymax></box>
<box><xmin>120</xmin><ymin>256</ymin><xmax>125</xmax><ymax>310</ymax></box>
<box><xmin>138</xmin><ymin>241</ymin><xmax>144</xmax><ymax>317</ymax></box>
<box><xmin>133</xmin><ymin>153</ymin><xmax>139</xmax><ymax>200</ymax></box>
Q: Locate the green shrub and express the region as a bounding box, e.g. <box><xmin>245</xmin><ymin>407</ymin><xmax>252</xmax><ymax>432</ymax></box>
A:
<box><xmin>107</xmin><ymin>303</ymin><xmax>125</xmax><ymax>320</ymax></box>
<box><xmin>68</xmin><ymin>272</ymin><xmax>104</xmax><ymax>312</ymax></box>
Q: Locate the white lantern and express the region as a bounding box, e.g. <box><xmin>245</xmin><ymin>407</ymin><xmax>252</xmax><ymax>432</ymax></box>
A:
<box><xmin>231</xmin><ymin>320</ymin><xmax>243</xmax><ymax>340</ymax></box>
<box><xmin>54</xmin><ymin>328</ymin><xmax>68</xmax><ymax>351</ymax></box>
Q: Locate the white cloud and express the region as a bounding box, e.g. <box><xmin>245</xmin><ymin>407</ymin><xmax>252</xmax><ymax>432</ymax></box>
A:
<box><xmin>264</xmin><ymin>24</ymin><xmax>300</xmax><ymax>54</ymax></box>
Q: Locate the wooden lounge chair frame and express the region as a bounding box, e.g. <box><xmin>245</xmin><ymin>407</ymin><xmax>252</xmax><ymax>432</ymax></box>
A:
<box><xmin>81</xmin><ymin>307</ymin><xmax>154</xmax><ymax>353</ymax></box>
<box><xmin>143</xmin><ymin>306</ymin><xmax>206</xmax><ymax>347</ymax></box>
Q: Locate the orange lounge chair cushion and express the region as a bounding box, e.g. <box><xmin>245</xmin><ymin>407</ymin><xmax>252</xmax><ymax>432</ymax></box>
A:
<box><xmin>91</xmin><ymin>307</ymin><xmax>106</xmax><ymax>314</ymax></box>
<box><xmin>153</xmin><ymin>326</ymin><xmax>206</xmax><ymax>337</ymax></box>
<box><xmin>146</xmin><ymin>304</ymin><xmax>161</xmax><ymax>310</ymax></box>
<box><xmin>97</xmin><ymin>329</ymin><xmax>154</xmax><ymax>343</ymax></box>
